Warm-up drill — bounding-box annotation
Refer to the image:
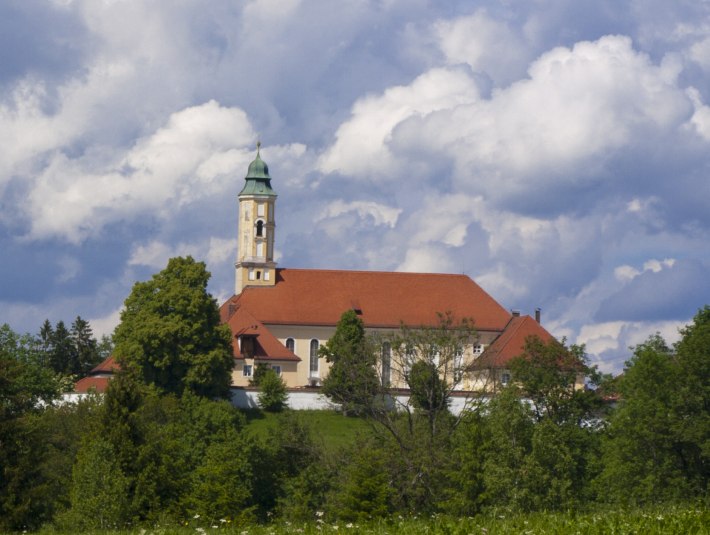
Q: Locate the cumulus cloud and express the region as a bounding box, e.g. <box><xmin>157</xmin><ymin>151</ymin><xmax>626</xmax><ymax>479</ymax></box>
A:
<box><xmin>317</xmin><ymin>67</ymin><xmax>480</xmax><ymax>178</ymax></box>
<box><xmin>25</xmin><ymin>101</ymin><xmax>257</xmax><ymax>242</ymax></box>
<box><xmin>434</xmin><ymin>10</ymin><xmax>530</xmax><ymax>86</ymax></box>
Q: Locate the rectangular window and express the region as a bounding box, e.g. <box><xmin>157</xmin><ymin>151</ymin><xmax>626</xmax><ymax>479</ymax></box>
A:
<box><xmin>501</xmin><ymin>372</ymin><xmax>511</xmax><ymax>385</ymax></box>
<box><xmin>310</xmin><ymin>339</ymin><xmax>319</xmax><ymax>375</ymax></box>
<box><xmin>264</xmin><ymin>269</ymin><xmax>270</xmax><ymax>281</ymax></box>
<box><xmin>248</xmin><ymin>268</ymin><xmax>255</xmax><ymax>281</ymax></box>
<box><xmin>271</xmin><ymin>365</ymin><xmax>282</xmax><ymax>376</ymax></box>
<box><xmin>257</xmin><ymin>203</ymin><xmax>265</xmax><ymax>217</ymax></box>
<box><xmin>243</xmin><ymin>364</ymin><xmax>253</xmax><ymax>377</ymax></box>
<box><xmin>381</xmin><ymin>342</ymin><xmax>391</xmax><ymax>387</ymax></box>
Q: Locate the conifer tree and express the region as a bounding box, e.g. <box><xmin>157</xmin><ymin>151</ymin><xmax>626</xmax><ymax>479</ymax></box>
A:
<box><xmin>70</xmin><ymin>316</ymin><xmax>100</xmax><ymax>376</ymax></box>
<box><xmin>320</xmin><ymin>310</ymin><xmax>378</xmax><ymax>415</ymax></box>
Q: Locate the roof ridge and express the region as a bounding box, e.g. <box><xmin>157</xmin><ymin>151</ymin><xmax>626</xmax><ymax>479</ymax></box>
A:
<box><xmin>277</xmin><ymin>267</ymin><xmax>472</xmax><ymax>277</ymax></box>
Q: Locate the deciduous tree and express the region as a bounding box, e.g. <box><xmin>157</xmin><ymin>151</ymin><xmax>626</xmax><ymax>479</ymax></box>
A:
<box><xmin>113</xmin><ymin>256</ymin><xmax>234</xmax><ymax>398</ymax></box>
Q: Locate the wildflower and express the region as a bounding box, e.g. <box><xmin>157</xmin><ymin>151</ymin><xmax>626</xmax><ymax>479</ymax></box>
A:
<box><xmin>220</xmin><ymin>519</ymin><xmax>227</xmax><ymax>523</ymax></box>
<box><xmin>346</xmin><ymin>523</ymin><xmax>354</xmax><ymax>528</ymax></box>
<box><xmin>194</xmin><ymin>514</ymin><xmax>201</xmax><ymax>519</ymax></box>
<box><xmin>316</xmin><ymin>511</ymin><xmax>324</xmax><ymax>517</ymax></box>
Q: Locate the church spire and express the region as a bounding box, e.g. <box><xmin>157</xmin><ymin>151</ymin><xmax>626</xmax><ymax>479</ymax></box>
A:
<box><xmin>235</xmin><ymin>143</ymin><xmax>278</xmax><ymax>294</ymax></box>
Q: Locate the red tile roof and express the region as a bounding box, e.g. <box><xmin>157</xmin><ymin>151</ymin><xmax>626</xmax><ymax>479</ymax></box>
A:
<box><xmin>90</xmin><ymin>355</ymin><xmax>119</xmax><ymax>373</ymax></box>
<box><xmin>224</xmin><ymin>306</ymin><xmax>301</xmax><ymax>361</ymax></box>
<box><xmin>75</xmin><ymin>376</ymin><xmax>111</xmax><ymax>393</ymax></box>
<box><xmin>475</xmin><ymin>315</ymin><xmax>554</xmax><ymax>368</ymax></box>
<box><xmin>221</xmin><ymin>268</ymin><xmax>512</xmax><ymax>330</ymax></box>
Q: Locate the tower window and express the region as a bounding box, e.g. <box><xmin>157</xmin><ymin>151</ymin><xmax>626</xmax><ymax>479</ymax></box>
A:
<box><xmin>257</xmin><ymin>203</ymin><xmax>265</xmax><ymax>217</ymax></box>
<box><xmin>256</xmin><ymin>271</ymin><xmax>261</xmax><ymax>280</ymax></box>
<box><xmin>256</xmin><ymin>220</ymin><xmax>264</xmax><ymax>237</ymax></box>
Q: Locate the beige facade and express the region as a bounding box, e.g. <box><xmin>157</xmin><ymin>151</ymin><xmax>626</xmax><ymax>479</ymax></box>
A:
<box><xmin>230</xmin><ymin>323</ymin><xmax>505</xmax><ymax>390</ymax></box>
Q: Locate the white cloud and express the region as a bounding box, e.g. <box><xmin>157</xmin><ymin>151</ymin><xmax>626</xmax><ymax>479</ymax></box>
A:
<box><xmin>25</xmin><ymin>101</ymin><xmax>258</xmax><ymax>242</ymax></box>
<box><xmin>614</xmin><ymin>258</ymin><xmax>676</xmax><ymax>282</ymax></box>
<box><xmin>129</xmin><ymin>236</ymin><xmax>236</xmax><ymax>271</ymax></box>
<box><xmin>88</xmin><ymin>307</ymin><xmax>122</xmax><ymax>339</ymax></box>
<box><xmin>316</xmin><ymin>200</ymin><xmax>401</xmax><ymax>228</ymax></box>
<box><xmin>434</xmin><ymin>10</ymin><xmax>529</xmax><ymax>86</ymax></box>
<box><xmin>317</xmin><ymin>67</ymin><xmax>480</xmax><ymax>178</ymax></box>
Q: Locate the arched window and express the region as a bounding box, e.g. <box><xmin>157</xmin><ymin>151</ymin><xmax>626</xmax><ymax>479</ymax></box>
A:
<box><xmin>286</xmin><ymin>338</ymin><xmax>295</xmax><ymax>352</ymax></box>
<box><xmin>381</xmin><ymin>342</ymin><xmax>391</xmax><ymax>387</ymax></box>
<box><xmin>255</xmin><ymin>220</ymin><xmax>264</xmax><ymax>237</ymax></box>
<box><xmin>309</xmin><ymin>339</ymin><xmax>319</xmax><ymax>375</ymax></box>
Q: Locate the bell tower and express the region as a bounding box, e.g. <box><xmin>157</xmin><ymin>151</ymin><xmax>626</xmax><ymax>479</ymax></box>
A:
<box><xmin>235</xmin><ymin>142</ymin><xmax>277</xmax><ymax>294</ymax></box>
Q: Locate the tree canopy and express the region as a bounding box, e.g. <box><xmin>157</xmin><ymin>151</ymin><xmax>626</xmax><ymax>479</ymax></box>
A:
<box><xmin>113</xmin><ymin>256</ymin><xmax>234</xmax><ymax>398</ymax></box>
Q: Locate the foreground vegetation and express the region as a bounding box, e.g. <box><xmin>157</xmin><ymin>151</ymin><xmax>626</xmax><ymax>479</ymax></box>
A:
<box><xmin>1</xmin><ymin>257</ymin><xmax>707</xmax><ymax>533</ymax></box>
<box><xmin>31</xmin><ymin>506</ymin><xmax>710</xmax><ymax>534</ymax></box>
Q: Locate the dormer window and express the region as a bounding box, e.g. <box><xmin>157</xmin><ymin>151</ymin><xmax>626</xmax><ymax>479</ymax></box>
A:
<box><xmin>240</xmin><ymin>336</ymin><xmax>256</xmax><ymax>358</ymax></box>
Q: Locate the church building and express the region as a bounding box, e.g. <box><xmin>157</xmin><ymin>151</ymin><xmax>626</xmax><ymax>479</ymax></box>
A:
<box><xmin>219</xmin><ymin>145</ymin><xmax>558</xmax><ymax>391</ymax></box>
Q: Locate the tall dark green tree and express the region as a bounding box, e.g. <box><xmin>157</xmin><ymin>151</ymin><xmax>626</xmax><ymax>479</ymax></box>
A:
<box><xmin>50</xmin><ymin>320</ymin><xmax>76</xmax><ymax>375</ymax></box>
<box><xmin>320</xmin><ymin>310</ymin><xmax>379</xmax><ymax>415</ymax></box>
<box><xmin>71</xmin><ymin>316</ymin><xmax>101</xmax><ymax>376</ymax></box>
<box><xmin>113</xmin><ymin>256</ymin><xmax>234</xmax><ymax>399</ymax></box>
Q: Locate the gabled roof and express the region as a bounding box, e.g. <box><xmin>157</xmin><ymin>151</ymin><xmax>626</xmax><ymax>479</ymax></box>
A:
<box><xmin>224</xmin><ymin>306</ymin><xmax>300</xmax><ymax>361</ymax></box>
<box><xmin>474</xmin><ymin>315</ymin><xmax>554</xmax><ymax>368</ymax></box>
<box><xmin>90</xmin><ymin>355</ymin><xmax>119</xmax><ymax>373</ymax></box>
<box><xmin>221</xmin><ymin>268</ymin><xmax>511</xmax><ymax>331</ymax></box>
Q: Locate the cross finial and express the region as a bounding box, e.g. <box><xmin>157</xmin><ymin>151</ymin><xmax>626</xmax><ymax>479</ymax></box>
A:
<box><xmin>256</xmin><ymin>140</ymin><xmax>261</xmax><ymax>154</ymax></box>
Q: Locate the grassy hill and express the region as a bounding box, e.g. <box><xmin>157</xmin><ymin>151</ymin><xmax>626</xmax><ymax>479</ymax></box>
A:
<box><xmin>242</xmin><ymin>409</ymin><xmax>373</xmax><ymax>452</ymax></box>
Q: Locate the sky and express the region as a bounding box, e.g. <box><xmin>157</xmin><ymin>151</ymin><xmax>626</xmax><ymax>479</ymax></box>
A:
<box><xmin>2</xmin><ymin>0</ymin><xmax>710</xmax><ymax>374</ymax></box>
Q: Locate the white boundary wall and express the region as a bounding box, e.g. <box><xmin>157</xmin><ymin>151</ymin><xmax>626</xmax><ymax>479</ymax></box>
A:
<box><xmin>230</xmin><ymin>388</ymin><xmax>489</xmax><ymax>416</ymax></box>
